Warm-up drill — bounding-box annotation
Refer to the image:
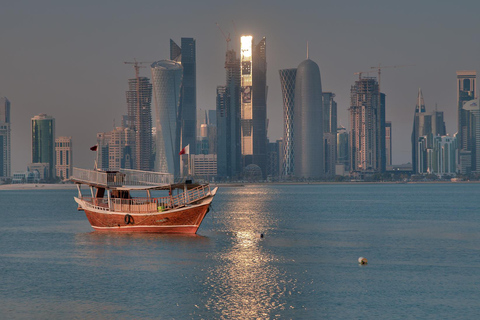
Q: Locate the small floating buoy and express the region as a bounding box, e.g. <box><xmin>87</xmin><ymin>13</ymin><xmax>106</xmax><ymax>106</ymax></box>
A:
<box><xmin>358</xmin><ymin>257</ymin><xmax>368</xmax><ymax>265</ymax></box>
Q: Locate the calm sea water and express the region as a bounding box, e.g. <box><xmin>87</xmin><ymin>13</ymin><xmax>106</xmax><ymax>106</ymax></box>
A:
<box><xmin>1</xmin><ymin>183</ymin><xmax>480</xmax><ymax>319</ymax></box>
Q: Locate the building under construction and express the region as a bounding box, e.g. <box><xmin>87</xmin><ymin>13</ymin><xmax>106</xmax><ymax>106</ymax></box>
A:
<box><xmin>349</xmin><ymin>77</ymin><xmax>386</xmax><ymax>174</ymax></box>
<box><xmin>125</xmin><ymin>77</ymin><xmax>153</xmax><ymax>171</ymax></box>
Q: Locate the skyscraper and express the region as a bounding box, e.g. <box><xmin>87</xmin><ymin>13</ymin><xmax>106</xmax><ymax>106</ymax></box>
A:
<box><xmin>32</xmin><ymin>114</ymin><xmax>55</xmax><ymax>181</ymax></box>
<box><xmin>96</xmin><ymin>127</ymin><xmax>135</xmax><ymax>171</ymax></box>
<box><xmin>385</xmin><ymin>121</ymin><xmax>392</xmax><ymax>167</ymax></box>
<box><xmin>411</xmin><ymin>88</ymin><xmax>426</xmax><ymax>172</ymax></box>
<box><xmin>170</xmin><ymin>38</ymin><xmax>197</xmax><ymax>154</ymax></box>
<box><xmin>0</xmin><ymin>97</ymin><xmax>11</xmax><ymax>179</ymax></box>
<box><xmin>457</xmin><ymin>71</ymin><xmax>477</xmax><ymax>173</ymax></box>
<box><xmin>151</xmin><ymin>60</ymin><xmax>183</xmax><ymax>178</ymax></box>
<box><xmin>125</xmin><ymin>76</ymin><xmax>153</xmax><ymax>171</ymax></box>
<box><xmin>337</xmin><ymin>126</ymin><xmax>349</xmax><ymax>171</ymax></box>
<box><xmin>411</xmin><ymin>89</ymin><xmax>446</xmax><ymax>173</ymax></box>
<box><xmin>293</xmin><ymin>59</ymin><xmax>324</xmax><ymax>179</ymax></box>
<box><xmin>240</xmin><ymin>36</ymin><xmax>268</xmax><ymax>178</ymax></box>
<box><xmin>216</xmin><ymin>49</ymin><xmax>242</xmax><ymax>180</ymax></box>
<box><xmin>279</xmin><ymin>68</ymin><xmax>296</xmax><ymax>177</ymax></box>
<box><xmin>461</xmin><ymin>99</ymin><xmax>480</xmax><ymax>174</ymax></box>
<box><xmin>349</xmin><ymin>77</ymin><xmax>386</xmax><ymax>173</ymax></box>
<box><xmin>55</xmin><ymin>136</ymin><xmax>72</xmax><ymax>179</ymax></box>
<box><xmin>323</xmin><ymin>92</ymin><xmax>337</xmax><ymax>178</ymax></box>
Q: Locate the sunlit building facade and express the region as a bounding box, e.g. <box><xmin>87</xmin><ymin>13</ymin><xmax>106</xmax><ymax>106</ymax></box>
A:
<box><xmin>240</xmin><ymin>36</ymin><xmax>267</xmax><ymax>178</ymax></box>
<box><xmin>386</xmin><ymin>121</ymin><xmax>392</xmax><ymax>166</ymax></box>
<box><xmin>97</xmin><ymin>127</ymin><xmax>135</xmax><ymax>171</ymax></box>
<box><xmin>349</xmin><ymin>78</ymin><xmax>386</xmax><ymax>173</ymax></box>
<box><xmin>151</xmin><ymin>60</ymin><xmax>183</xmax><ymax>178</ymax></box>
<box><xmin>55</xmin><ymin>136</ymin><xmax>72</xmax><ymax>179</ymax></box>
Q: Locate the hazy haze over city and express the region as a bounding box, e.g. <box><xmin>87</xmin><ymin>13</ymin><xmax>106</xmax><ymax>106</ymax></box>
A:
<box><xmin>1</xmin><ymin>0</ymin><xmax>479</xmax><ymax>171</ymax></box>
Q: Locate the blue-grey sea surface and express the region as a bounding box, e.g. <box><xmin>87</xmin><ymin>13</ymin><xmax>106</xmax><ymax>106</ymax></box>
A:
<box><xmin>1</xmin><ymin>183</ymin><xmax>480</xmax><ymax>319</ymax></box>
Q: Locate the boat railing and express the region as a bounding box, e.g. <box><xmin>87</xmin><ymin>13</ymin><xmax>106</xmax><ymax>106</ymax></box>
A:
<box><xmin>72</xmin><ymin>167</ymin><xmax>174</xmax><ymax>187</ymax></box>
<box><xmin>79</xmin><ymin>197</ymin><xmax>110</xmax><ymax>212</ymax></box>
<box><xmin>80</xmin><ymin>184</ymin><xmax>211</xmax><ymax>213</ymax></box>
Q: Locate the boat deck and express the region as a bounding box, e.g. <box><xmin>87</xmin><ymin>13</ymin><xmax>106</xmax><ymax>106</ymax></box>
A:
<box><xmin>77</xmin><ymin>184</ymin><xmax>212</xmax><ymax>214</ymax></box>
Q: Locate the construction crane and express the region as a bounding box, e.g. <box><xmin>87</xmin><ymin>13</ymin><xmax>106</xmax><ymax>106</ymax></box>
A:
<box><xmin>215</xmin><ymin>22</ymin><xmax>231</xmax><ymax>50</ymax></box>
<box><xmin>354</xmin><ymin>70</ymin><xmax>377</xmax><ymax>80</ymax></box>
<box><xmin>370</xmin><ymin>64</ymin><xmax>415</xmax><ymax>92</ymax></box>
<box><xmin>124</xmin><ymin>59</ymin><xmax>152</xmax><ymax>79</ymax></box>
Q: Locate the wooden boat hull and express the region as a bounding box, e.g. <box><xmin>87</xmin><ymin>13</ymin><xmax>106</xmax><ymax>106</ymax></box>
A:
<box><xmin>75</xmin><ymin>190</ymin><xmax>216</xmax><ymax>234</ymax></box>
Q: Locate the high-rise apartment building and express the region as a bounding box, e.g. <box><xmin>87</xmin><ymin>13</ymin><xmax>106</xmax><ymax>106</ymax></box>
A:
<box><xmin>279</xmin><ymin>68</ymin><xmax>296</xmax><ymax>177</ymax></box>
<box><xmin>411</xmin><ymin>88</ymin><xmax>426</xmax><ymax>172</ymax></box>
<box><xmin>460</xmin><ymin>99</ymin><xmax>480</xmax><ymax>174</ymax></box>
<box><xmin>293</xmin><ymin>59</ymin><xmax>324</xmax><ymax>179</ymax></box>
<box><xmin>385</xmin><ymin>121</ymin><xmax>392</xmax><ymax>166</ymax></box>
<box><xmin>55</xmin><ymin>136</ymin><xmax>72</xmax><ymax>179</ymax></box>
<box><xmin>349</xmin><ymin>77</ymin><xmax>386</xmax><ymax>173</ymax></box>
<box><xmin>125</xmin><ymin>76</ymin><xmax>153</xmax><ymax>171</ymax></box>
<box><xmin>337</xmin><ymin>126</ymin><xmax>349</xmax><ymax>171</ymax></box>
<box><xmin>411</xmin><ymin>89</ymin><xmax>446</xmax><ymax>173</ymax></box>
<box><xmin>171</xmin><ymin>38</ymin><xmax>197</xmax><ymax>154</ymax></box>
<box><xmin>97</xmin><ymin>127</ymin><xmax>135</xmax><ymax>171</ymax></box>
<box><xmin>32</xmin><ymin>114</ymin><xmax>55</xmax><ymax>181</ymax></box>
<box><xmin>457</xmin><ymin>71</ymin><xmax>477</xmax><ymax>173</ymax></box>
<box><xmin>418</xmin><ymin>135</ymin><xmax>457</xmax><ymax>176</ymax></box>
<box><xmin>240</xmin><ymin>36</ymin><xmax>268</xmax><ymax>178</ymax></box>
<box><xmin>216</xmin><ymin>49</ymin><xmax>242</xmax><ymax>180</ymax></box>
<box><xmin>0</xmin><ymin>97</ymin><xmax>11</xmax><ymax>178</ymax></box>
<box><xmin>323</xmin><ymin>92</ymin><xmax>337</xmax><ymax>178</ymax></box>
<box><xmin>151</xmin><ymin>60</ymin><xmax>183</xmax><ymax>178</ymax></box>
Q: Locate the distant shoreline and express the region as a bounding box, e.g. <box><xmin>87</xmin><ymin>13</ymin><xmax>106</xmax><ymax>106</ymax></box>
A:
<box><xmin>1</xmin><ymin>180</ymin><xmax>478</xmax><ymax>191</ymax></box>
<box><xmin>0</xmin><ymin>184</ymin><xmax>78</xmax><ymax>190</ymax></box>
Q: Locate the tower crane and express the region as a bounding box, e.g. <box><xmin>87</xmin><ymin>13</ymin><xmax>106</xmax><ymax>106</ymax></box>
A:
<box><xmin>370</xmin><ymin>64</ymin><xmax>415</xmax><ymax>92</ymax></box>
<box><xmin>215</xmin><ymin>22</ymin><xmax>231</xmax><ymax>50</ymax></box>
<box><xmin>354</xmin><ymin>70</ymin><xmax>376</xmax><ymax>80</ymax></box>
<box><xmin>124</xmin><ymin>59</ymin><xmax>152</xmax><ymax>79</ymax></box>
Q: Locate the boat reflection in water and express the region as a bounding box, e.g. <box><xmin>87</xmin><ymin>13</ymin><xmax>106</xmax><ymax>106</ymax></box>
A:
<box><xmin>204</xmin><ymin>187</ymin><xmax>296</xmax><ymax>319</ymax></box>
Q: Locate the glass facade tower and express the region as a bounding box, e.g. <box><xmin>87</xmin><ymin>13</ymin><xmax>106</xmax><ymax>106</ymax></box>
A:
<box><xmin>31</xmin><ymin>114</ymin><xmax>55</xmax><ymax>181</ymax></box>
<box><xmin>170</xmin><ymin>38</ymin><xmax>197</xmax><ymax>154</ymax></box>
<box><xmin>217</xmin><ymin>49</ymin><xmax>241</xmax><ymax>180</ymax></box>
<box><xmin>457</xmin><ymin>71</ymin><xmax>477</xmax><ymax>174</ymax></box>
<box><xmin>240</xmin><ymin>36</ymin><xmax>267</xmax><ymax>178</ymax></box>
<box><xmin>151</xmin><ymin>60</ymin><xmax>183</xmax><ymax>178</ymax></box>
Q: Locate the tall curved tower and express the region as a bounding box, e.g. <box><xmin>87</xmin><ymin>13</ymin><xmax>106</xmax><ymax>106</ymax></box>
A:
<box><xmin>151</xmin><ymin>60</ymin><xmax>183</xmax><ymax>177</ymax></box>
<box><xmin>279</xmin><ymin>68</ymin><xmax>297</xmax><ymax>177</ymax></box>
<box><xmin>293</xmin><ymin>59</ymin><xmax>324</xmax><ymax>179</ymax></box>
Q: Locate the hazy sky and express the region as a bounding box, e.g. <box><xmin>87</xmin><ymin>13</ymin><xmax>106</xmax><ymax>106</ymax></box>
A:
<box><xmin>2</xmin><ymin>0</ymin><xmax>480</xmax><ymax>171</ymax></box>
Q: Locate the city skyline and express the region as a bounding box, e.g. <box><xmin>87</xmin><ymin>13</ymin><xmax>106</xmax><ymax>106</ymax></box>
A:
<box><xmin>2</xmin><ymin>1</ymin><xmax>480</xmax><ymax>171</ymax></box>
